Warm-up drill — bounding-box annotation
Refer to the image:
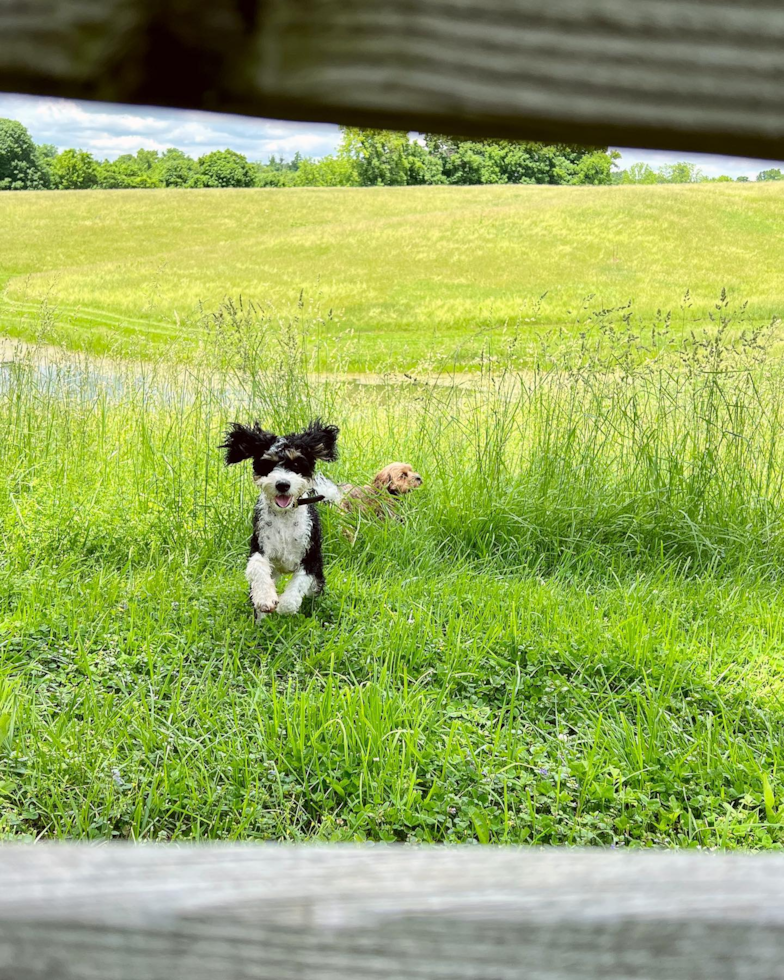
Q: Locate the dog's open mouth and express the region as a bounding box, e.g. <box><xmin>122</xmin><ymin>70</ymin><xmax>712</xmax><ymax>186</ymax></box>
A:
<box><xmin>274</xmin><ymin>494</ymin><xmax>293</xmax><ymax>509</ymax></box>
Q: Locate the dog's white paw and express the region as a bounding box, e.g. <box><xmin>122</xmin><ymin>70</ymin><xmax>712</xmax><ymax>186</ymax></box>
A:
<box><xmin>313</xmin><ymin>474</ymin><xmax>343</xmax><ymax>505</ymax></box>
<box><xmin>275</xmin><ymin>595</ymin><xmax>302</xmax><ymax>616</ymax></box>
<box><xmin>253</xmin><ymin>596</ymin><xmax>278</xmax><ymax>621</ymax></box>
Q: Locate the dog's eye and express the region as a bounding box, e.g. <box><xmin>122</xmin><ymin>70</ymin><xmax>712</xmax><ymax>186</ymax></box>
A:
<box><xmin>253</xmin><ymin>458</ymin><xmax>276</xmax><ymax>477</ymax></box>
<box><xmin>285</xmin><ymin>455</ymin><xmax>313</xmax><ymax>477</ymax></box>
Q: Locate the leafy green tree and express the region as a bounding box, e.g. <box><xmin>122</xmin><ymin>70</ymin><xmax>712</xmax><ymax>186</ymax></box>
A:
<box><xmin>267</xmin><ymin>154</ymin><xmax>291</xmax><ymax>171</ymax></box>
<box><xmin>253</xmin><ymin>164</ymin><xmax>295</xmax><ymax>188</ymax></box>
<box><xmin>499</xmin><ymin>142</ymin><xmax>594</xmax><ymax>184</ymax></box>
<box><xmin>618</xmin><ymin>161</ymin><xmax>742</xmax><ymax>185</ymax></box>
<box><xmin>291</xmin><ymin>156</ymin><xmax>360</xmax><ymax>187</ymax></box>
<box><xmin>156</xmin><ymin>148</ymin><xmax>197</xmax><ymax>187</ymax></box>
<box><xmin>757</xmin><ymin>168</ymin><xmax>784</xmax><ymax>181</ymax></box>
<box><xmin>50</xmin><ymin>149</ymin><xmax>99</xmax><ymax>189</ymax></box>
<box><xmin>428</xmin><ymin>137</ymin><xmax>489</xmax><ymax>184</ymax></box>
<box><xmin>33</xmin><ymin>143</ymin><xmax>57</xmax><ymax>189</ymax></box>
<box><xmin>0</xmin><ymin>118</ymin><xmax>48</xmax><ymax>189</ymax></box>
<box><xmin>253</xmin><ymin>154</ymin><xmax>308</xmax><ymax>186</ymax></box>
<box><xmin>423</xmin><ymin>135</ymin><xmax>611</xmax><ymax>186</ymax></box>
<box><xmin>619</xmin><ymin>162</ymin><xmax>659</xmax><ymax>185</ymax></box>
<box><xmin>194</xmin><ymin>149</ymin><xmax>255</xmax><ymax>188</ymax></box>
<box><xmin>424</xmin><ymin>136</ymin><xmax>503</xmax><ymax>184</ymax></box>
<box><xmin>498</xmin><ymin>142</ymin><xmax>557</xmax><ymax>184</ymax></box>
<box><xmin>736</xmin><ymin>176</ymin><xmax>750</xmax><ymax>182</ymax></box>
<box><xmin>404</xmin><ymin>141</ymin><xmax>446</xmax><ymax>185</ymax></box>
<box><xmin>97</xmin><ymin>156</ymin><xmax>160</xmax><ymax>188</ymax></box>
<box><xmin>658</xmin><ymin>162</ymin><xmax>704</xmax><ymax>183</ymax></box>
<box><xmin>338</xmin><ymin>128</ymin><xmax>411</xmax><ymax>186</ymax></box>
<box><xmin>96</xmin><ymin>160</ymin><xmax>129</xmax><ymax>189</ymax></box>
<box><xmin>135</xmin><ymin>149</ymin><xmax>160</xmax><ymax>172</ymax></box>
<box><xmin>571</xmin><ymin>150</ymin><xmax>619</xmax><ymax>185</ymax></box>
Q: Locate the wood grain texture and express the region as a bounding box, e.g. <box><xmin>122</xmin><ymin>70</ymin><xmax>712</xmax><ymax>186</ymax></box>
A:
<box><xmin>1</xmin><ymin>846</ymin><xmax>784</xmax><ymax>979</ymax></box>
<box><xmin>4</xmin><ymin>0</ymin><xmax>784</xmax><ymax>157</ymax></box>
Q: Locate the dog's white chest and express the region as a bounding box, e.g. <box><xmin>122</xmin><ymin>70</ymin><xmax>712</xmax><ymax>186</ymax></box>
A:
<box><xmin>257</xmin><ymin>501</ymin><xmax>311</xmax><ymax>573</ymax></box>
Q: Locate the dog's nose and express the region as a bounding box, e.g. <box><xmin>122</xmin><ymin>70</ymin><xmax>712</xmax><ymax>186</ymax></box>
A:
<box><xmin>275</xmin><ymin>480</ymin><xmax>291</xmax><ymax>493</ymax></box>
<box><xmin>413</xmin><ymin>474</ymin><xmax>423</xmax><ymax>485</ymax></box>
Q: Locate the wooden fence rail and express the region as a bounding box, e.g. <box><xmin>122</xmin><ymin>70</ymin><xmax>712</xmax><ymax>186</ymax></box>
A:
<box><xmin>1</xmin><ymin>845</ymin><xmax>784</xmax><ymax>979</ymax></box>
<box><xmin>5</xmin><ymin>0</ymin><xmax>784</xmax><ymax>159</ymax></box>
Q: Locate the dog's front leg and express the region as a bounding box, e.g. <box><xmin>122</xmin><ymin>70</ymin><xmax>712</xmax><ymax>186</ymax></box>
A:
<box><xmin>246</xmin><ymin>553</ymin><xmax>278</xmax><ymax>618</ymax></box>
<box><xmin>276</xmin><ymin>569</ymin><xmax>317</xmax><ymax>615</ymax></box>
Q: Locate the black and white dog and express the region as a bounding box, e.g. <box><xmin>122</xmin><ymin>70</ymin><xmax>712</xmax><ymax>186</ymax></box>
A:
<box><xmin>221</xmin><ymin>419</ymin><xmax>340</xmax><ymax>618</ymax></box>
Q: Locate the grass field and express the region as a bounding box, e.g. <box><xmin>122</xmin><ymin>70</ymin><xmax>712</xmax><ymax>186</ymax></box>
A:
<box><xmin>3</xmin><ymin>184</ymin><xmax>784</xmax><ymax>369</ymax></box>
<box><xmin>3</xmin><ymin>185</ymin><xmax>784</xmax><ymax>846</ymax></box>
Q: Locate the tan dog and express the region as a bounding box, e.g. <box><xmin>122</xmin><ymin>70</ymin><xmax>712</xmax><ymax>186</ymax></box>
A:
<box><xmin>339</xmin><ymin>463</ymin><xmax>423</xmax><ymax>537</ymax></box>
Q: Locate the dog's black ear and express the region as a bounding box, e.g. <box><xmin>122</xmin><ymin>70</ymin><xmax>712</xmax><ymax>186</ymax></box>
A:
<box><xmin>219</xmin><ymin>422</ymin><xmax>276</xmax><ymax>465</ymax></box>
<box><xmin>301</xmin><ymin>418</ymin><xmax>339</xmax><ymax>462</ymax></box>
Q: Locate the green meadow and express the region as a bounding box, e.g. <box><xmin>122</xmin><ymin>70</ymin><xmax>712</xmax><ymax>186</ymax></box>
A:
<box><xmin>2</xmin><ymin>183</ymin><xmax>784</xmax><ymax>368</ymax></box>
<box><xmin>2</xmin><ymin>184</ymin><xmax>784</xmax><ymax>846</ymax></box>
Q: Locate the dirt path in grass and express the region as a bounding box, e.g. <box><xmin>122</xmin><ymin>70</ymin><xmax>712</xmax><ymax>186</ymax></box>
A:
<box><xmin>0</xmin><ymin>334</ymin><xmax>520</xmax><ymax>391</ymax></box>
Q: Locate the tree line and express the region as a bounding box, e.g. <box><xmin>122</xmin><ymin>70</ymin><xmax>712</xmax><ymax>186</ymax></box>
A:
<box><xmin>617</xmin><ymin>161</ymin><xmax>782</xmax><ymax>184</ymax></box>
<box><xmin>0</xmin><ymin>117</ymin><xmax>777</xmax><ymax>190</ymax></box>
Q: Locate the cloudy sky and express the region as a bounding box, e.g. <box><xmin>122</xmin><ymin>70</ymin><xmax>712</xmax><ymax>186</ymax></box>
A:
<box><xmin>1</xmin><ymin>92</ymin><xmax>782</xmax><ymax>180</ymax></box>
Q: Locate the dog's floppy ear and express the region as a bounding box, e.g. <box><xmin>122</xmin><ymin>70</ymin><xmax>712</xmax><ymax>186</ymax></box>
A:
<box><xmin>372</xmin><ymin>466</ymin><xmax>393</xmax><ymax>490</ymax></box>
<box><xmin>219</xmin><ymin>422</ymin><xmax>277</xmax><ymax>465</ymax></box>
<box><xmin>300</xmin><ymin>418</ymin><xmax>339</xmax><ymax>462</ymax></box>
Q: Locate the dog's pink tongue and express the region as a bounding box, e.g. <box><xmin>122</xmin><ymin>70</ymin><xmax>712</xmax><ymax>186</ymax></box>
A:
<box><xmin>275</xmin><ymin>495</ymin><xmax>293</xmax><ymax>509</ymax></box>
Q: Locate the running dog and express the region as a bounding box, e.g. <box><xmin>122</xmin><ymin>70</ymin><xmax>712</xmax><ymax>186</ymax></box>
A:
<box><xmin>220</xmin><ymin>419</ymin><xmax>340</xmax><ymax>618</ymax></box>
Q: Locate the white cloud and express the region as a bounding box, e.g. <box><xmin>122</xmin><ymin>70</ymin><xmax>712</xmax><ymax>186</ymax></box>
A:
<box><xmin>33</xmin><ymin>100</ymin><xmax>170</xmax><ymax>135</ymax></box>
<box><xmin>261</xmin><ymin>134</ymin><xmax>335</xmax><ymax>154</ymax></box>
<box><xmin>88</xmin><ymin>134</ymin><xmax>173</xmax><ymax>154</ymax></box>
<box><xmin>0</xmin><ymin>94</ymin><xmax>341</xmax><ymax>161</ymax></box>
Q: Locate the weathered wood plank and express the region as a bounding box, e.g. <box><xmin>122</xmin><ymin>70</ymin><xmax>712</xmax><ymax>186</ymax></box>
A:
<box><xmin>4</xmin><ymin>0</ymin><xmax>784</xmax><ymax>157</ymax></box>
<box><xmin>1</xmin><ymin>846</ymin><xmax>784</xmax><ymax>979</ymax></box>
